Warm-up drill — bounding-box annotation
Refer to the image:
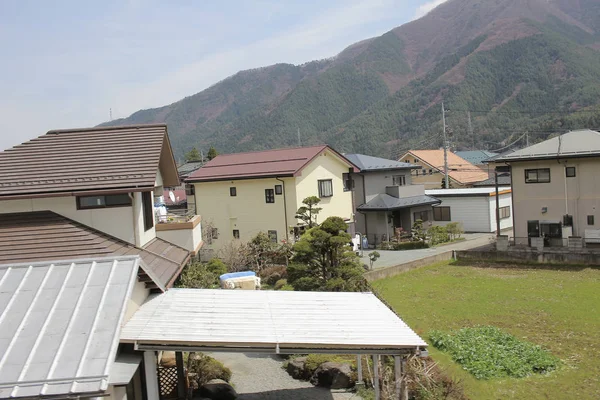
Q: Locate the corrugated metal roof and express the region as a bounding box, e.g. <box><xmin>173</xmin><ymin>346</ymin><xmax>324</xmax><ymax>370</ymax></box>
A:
<box><xmin>455</xmin><ymin>150</ymin><xmax>498</xmax><ymax>165</ymax></box>
<box><xmin>495</xmin><ymin>130</ymin><xmax>600</xmax><ymax>162</ymax></box>
<box><xmin>357</xmin><ymin>194</ymin><xmax>441</xmax><ymax>211</ymax></box>
<box><xmin>121</xmin><ymin>289</ymin><xmax>427</xmax><ymax>353</ymax></box>
<box><xmin>472</xmin><ymin>175</ymin><xmax>512</xmax><ymax>187</ymax></box>
<box><xmin>0</xmin><ymin>124</ymin><xmax>179</xmax><ymax>198</ymax></box>
<box><xmin>344</xmin><ymin>154</ymin><xmax>417</xmax><ymax>172</ymax></box>
<box><xmin>403</xmin><ymin>150</ymin><xmax>489</xmax><ymax>184</ymax></box>
<box><xmin>425</xmin><ymin>187</ymin><xmax>512</xmax><ymax>197</ymax></box>
<box><xmin>186</xmin><ymin>145</ymin><xmax>358</xmax><ymax>182</ymax></box>
<box><xmin>0</xmin><ymin>256</ymin><xmax>139</xmax><ymax>399</ymax></box>
<box><xmin>0</xmin><ymin>211</ymin><xmax>189</xmax><ymax>290</ymax></box>
<box><xmin>177</xmin><ymin>161</ymin><xmax>204</xmax><ymax>178</ymax></box>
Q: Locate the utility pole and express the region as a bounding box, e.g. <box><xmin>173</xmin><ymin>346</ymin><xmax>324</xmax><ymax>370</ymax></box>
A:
<box><xmin>109</xmin><ymin>108</ymin><xmax>113</xmax><ymax>121</ymax></box>
<box><xmin>297</xmin><ymin>127</ymin><xmax>301</xmax><ymax>147</ymax></box>
<box><xmin>526</xmin><ymin>132</ymin><xmax>530</xmax><ymax>147</ymax></box>
<box><xmin>442</xmin><ymin>102</ymin><xmax>449</xmax><ymax>189</ymax></box>
<box><xmin>200</xmin><ymin>149</ymin><xmax>204</xmax><ymax>163</ymax></box>
<box><xmin>467</xmin><ymin>111</ymin><xmax>474</xmax><ymax>149</ymax></box>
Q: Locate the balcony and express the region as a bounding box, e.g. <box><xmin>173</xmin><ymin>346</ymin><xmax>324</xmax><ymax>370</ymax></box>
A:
<box><xmin>385</xmin><ymin>184</ymin><xmax>426</xmax><ymax>198</ymax></box>
<box><xmin>155</xmin><ymin>209</ymin><xmax>203</xmax><ymax>255</ymax></box>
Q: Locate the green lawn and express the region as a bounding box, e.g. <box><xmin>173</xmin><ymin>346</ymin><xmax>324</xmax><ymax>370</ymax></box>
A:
<box><xmin>372</xmin><ymin>261</ymin><xmax>600</xmax><ymax>400</ymax></box>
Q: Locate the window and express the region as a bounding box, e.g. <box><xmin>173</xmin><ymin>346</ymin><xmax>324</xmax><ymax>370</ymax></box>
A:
<box><xmin>525</xmin><ymin>168</ymin><xmax>550</xmax><ymax>183</ymax></box>
<box><xmin>318</xmin><ymin>179</ymin><xmax>333</xmax><ymax>197</ymax></box>
<box><xmin>429</xmin><ymin>169</ymin><xmax>433</xmax><ymax>175</ymax></box>
<box><xmin>275</xmin><ymin>185</ymin><xmax>283</xmax><ymax>195</ymax></box>
<box><xmin>499</xmin><ymin>206</ymin><xmax>511</xmax><ymax>219</ymax></box>
<box><xmin>342</xmin><ymin>173</ymin><xmax>354</xmax><ymax>191</ymax></box>
<box><xmin>211</xmin><ymin>228</ymin><xmax>219</xmax><ymax>240</ymax></box>
<box><xmin>413</xmin><ymin>210</ymin><xmax>429</xmax><ymax>222</ymax></box>
<box><xmin>230</xmin><ymin>187</ymin><xmax>237</xmax><ymax>196</ymax></box>
<box><xmin>392</xmin><ymin>175</ymin><xmax>406</xmax><ymax>186</ymax></box>
<box><xmin>414</xmin><ymin>159</ymin><xmax>418</xmax><ymax>163</ymax></box>
<box><xmin>268</xmin><ymin>230</ymin><xmax>277</xmax><ymax>243</ymax></box>
<box><xmin>185</xmin><ymin>184</ymin><xmax>195</xmax><ymax>196</ymax></box>
<box><xmin>265</xmin><ymin>188</ymin><xmax>275</xmax><ymax>203</ymax></box>
<box><xmin>422</xmin><ymin>169</ymin><xmax>427</xmax><ymax>175</ymax></box>
<box><xmin>566</xmin><ymin>167</ymin><xmax>576</xmax><ymax>178</ymax></box>
<box><xmin>541</xmin><ymin>223</ymin><xmax>562</xmax><ymax>238</ymax></box>
<box><xmin>588</xmin><ymin>215</ymin><xmax>595</xmax><ymax>225</ymax></box>
<box><xmin>433</xmin><ymin>206</ymin><xmax>451</xmax><ymax>221</ymax></box>
<box><xmin>76</xmin><ymin>194</ymin><xmax>131</xmax><ymax>209</ymax></box>
<box><xmin>233</xmin><ymin>229</ymin><xmax>240</xmax><ymax>239</ymax></box>
<box><xmin>142</xmin><ymin>192</ymin><xmax>153</xmax><ymax>231</ymax></box>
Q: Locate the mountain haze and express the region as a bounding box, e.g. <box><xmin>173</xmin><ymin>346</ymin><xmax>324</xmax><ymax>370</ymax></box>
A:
<box><xmin>102</xmin><ymin>0</ymin><xmax>600</xmax><ymax>159</ymax></box>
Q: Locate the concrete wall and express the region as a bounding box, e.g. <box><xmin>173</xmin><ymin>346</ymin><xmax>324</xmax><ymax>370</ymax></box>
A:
<box><xmin>0</xmin><ymin>196</ymin><xmax>136</xmax><ymax>244</ymax></box>
<box><xmin>193</xmin><ymin>177</ymin><xmax>294</xmax><ymax>250</ymax></box>
<box><xmin>358</xmin><ymin>170</ymin><xmax>414</xmax><ymax>202</ymax></box>
<box><xmin>456</xmin><ymin>249</ymin><xmax>600</xmax><ymax>266</ymax></box>
<box><xmin>124</xmin><ymin>279</ymin><xmax>150</xmax><ymax>323</ymax></box>
<box><xmin>431</xmin><ymin>194</ymin><xmax>513</xmax><ymax>233</ymax></box>
<box><xmin>511</xmin><ymin>158</ymin><xmax>600</xmax><ymax>239</ymax></box>
<box><xmin>364</xmin><ymin>251</ymin><xmax>453</xmax><ymax>281</ymax></box>
<box><xmin>156</xmin><ymin>215</ymin><xmax>203</xmax><ymax>253</ymax></box>
<box><xmin>294</xmin><ymin>149</ymin><xmax>353</xmax><ymax>225</ymax></box>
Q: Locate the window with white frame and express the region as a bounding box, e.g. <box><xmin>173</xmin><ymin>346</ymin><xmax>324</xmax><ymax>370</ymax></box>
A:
<box><xmin>392</xmin><ymin>175</ymin><xmax>406</xmax><ymax>186</ymax></box>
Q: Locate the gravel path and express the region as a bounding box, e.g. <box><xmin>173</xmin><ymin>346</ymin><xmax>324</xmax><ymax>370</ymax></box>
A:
<box><xmin>206</xmin><ymin>353</ymin><xmax>362</xmax><ymax>400</ymax></box>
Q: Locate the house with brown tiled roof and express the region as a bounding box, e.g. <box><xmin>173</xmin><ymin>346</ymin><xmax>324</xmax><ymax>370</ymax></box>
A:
<box><xmin>399</xmin><ymin>149</ymin><xmax>489</xmax><ymax>189</ymax></box>
<box><xmin>186</xmin><ymin>145</ymin><xmax>358</xmax><ymax>249</ymax></box>
<box><xmin>0</xmin><ymin>124</ymin><xmax>203</xmax><ymax>287</ymax></box>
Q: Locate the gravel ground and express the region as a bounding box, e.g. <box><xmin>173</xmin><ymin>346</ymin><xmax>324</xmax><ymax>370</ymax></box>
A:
<box><xmin>206</xmin><ymin>353</ymin><xmax>362</xmax><ymax>400</ymax></box>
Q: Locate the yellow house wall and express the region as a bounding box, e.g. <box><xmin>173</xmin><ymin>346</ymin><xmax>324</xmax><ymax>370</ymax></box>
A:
<box><xmin>511</xmin><ymin>157</ymin><xmax>600</xmax><ymax>239</ymax></box>
<box><xmin>294</xmin><ymin>149</ymin><xmax>354</xmax><ymax>225</ymax></box>
<box><xmin>193</xmin><ymin>177</ymin><xmax>296</xmax><ymax>250</ymax></box>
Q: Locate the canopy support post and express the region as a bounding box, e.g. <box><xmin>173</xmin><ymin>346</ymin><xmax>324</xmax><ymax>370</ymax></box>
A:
<box><xmin>395</xmin><ymin>355</ymin><xmax>401</xmax><ymax>399</ymax></box>
<box><xmin>143</xmin><ymin>351</ymin><xmax>160</xmax><ymax>400</ymax></box>
<box><xmin>356</xmin><ymin>355</ymin><xmax>363</xmax><ymax>385</ymax></box>
<box><xmin>176</xmin><ymin>352</ymin><xmax>186</xmax><ymax>399</ymax></box>
<box><xmin>373</xmin><ymin>355</ymin><xmax>380</xmax><ymax>400</ymax></box>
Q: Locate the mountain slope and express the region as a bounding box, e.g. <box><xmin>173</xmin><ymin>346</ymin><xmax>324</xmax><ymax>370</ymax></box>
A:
<box><xmin>102</xmin><ymin>0</ymin><xmax>600</xmax><ymax>159</ymax></box>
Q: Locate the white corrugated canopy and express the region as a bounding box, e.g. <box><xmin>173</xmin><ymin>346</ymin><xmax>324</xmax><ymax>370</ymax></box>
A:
<box><xmin>121</xmin><ymin>289</ymin><xmax>426</xmax><ymax>354</ymax></box>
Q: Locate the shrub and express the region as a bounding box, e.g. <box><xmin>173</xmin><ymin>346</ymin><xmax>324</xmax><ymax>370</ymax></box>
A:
<box><xmin>279</xmin><ymin>284</ymin><xmax>295</xmax><ymax>291</ymax></box>
<box><xmin>430</xmin><ymin>326</ymin><xmax>560</xmax><ymax>379</ymax></box>
<box><xmin>187</xmin><ymin>353</ymin><xmax>232</xmax><ymax>386</ymax></box>
<box><xmin>274</xmin><ymin>278</ymin><xmax>288</xmax><ymax>290</ymax></box>
<box><xmin>260</xmin><ymin>265</ymin><xmax>288</xmax><ymax>286</ymax></box>
<box><xmin>446</xmin><ymin>222</ymin><xmax>464</xmax><ymax>240</ymax></box>
<box><xmin>427</xmin><ymin>226</ymin><xmax>450</xmax><ymax>246</ymax></box>
<box><xmin>176</xmin><ymin>262</ymin><xmax>220</xmax><ymax>289</ymax></box>
<box><xmin>206</xmin><ymin>258</ymin><xmax>228</xmax><ymax>276</ymax></box>
<box><xmin>392</xmin><ymin>241</ymin><xmax>430</xmax><ymax>250</ymax></box>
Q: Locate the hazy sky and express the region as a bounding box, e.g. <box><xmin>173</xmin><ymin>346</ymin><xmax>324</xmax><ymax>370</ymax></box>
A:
<box><xmin>0</xmin><ymin>0</ymin><xmax>447</xmax><ymax>149</ymax></box>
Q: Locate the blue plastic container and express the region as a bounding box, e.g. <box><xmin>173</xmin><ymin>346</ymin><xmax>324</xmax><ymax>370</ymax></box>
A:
<box><xmin>219</xmin><ymin>271</ymin><xmax>256</xmax><ymax>282</ymax></box>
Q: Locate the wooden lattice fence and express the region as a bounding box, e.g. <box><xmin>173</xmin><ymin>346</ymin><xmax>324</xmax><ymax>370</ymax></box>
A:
<box><xmin>157</xmin><ymin>366</ymin><xmax>179</xmax><ymax>400</ymax></box>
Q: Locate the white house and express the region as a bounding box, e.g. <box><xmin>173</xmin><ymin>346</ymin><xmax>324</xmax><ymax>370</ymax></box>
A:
<box><xmin>425</xmin><ymin>187</ymin><xmax>513</xmax><ymax>233</ymax></box>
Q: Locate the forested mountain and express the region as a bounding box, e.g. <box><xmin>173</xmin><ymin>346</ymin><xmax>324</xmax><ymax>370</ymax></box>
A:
<box><xmin>101</xmin><ymin>0</ymin><xmax>600</xmax><ymax>159</ymax></box>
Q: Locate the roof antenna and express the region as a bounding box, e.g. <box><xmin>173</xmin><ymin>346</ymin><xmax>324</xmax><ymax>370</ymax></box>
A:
<box><xmin>109</xmin><ymin>108</ymin><xmax>113</xmax><ymax>121</ymax></box>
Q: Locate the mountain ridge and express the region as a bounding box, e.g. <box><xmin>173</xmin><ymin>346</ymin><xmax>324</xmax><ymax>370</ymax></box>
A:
<box><xmin>101</xmin><ymin>0</ymin><xmax>600</xmax><ymax>160</ymax></box>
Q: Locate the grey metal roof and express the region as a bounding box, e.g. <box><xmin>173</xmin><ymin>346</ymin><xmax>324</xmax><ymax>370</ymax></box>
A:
<box><xmin>472</xmin><ymin>175</ymin><xmax>512</xmax><ymax>187</ymax></box>
<box><xmin>455</xmin><ymin>150</ymin><xmax>498</xmax><ymax>165</ymax></box>
<box><xmin>177</xmin><ymin>161</ymin><xmax>204</xmax><ymax>178</ymax></box>
<box><xmin>0</xmin><ymin>256</ymin><xmax>139</xmax><ymax>399</ymax></box>
<box><xmin>344</xmin><ymin>154</ymin><xmax>418</xmax><ymax>172</ymax></box>
<box><xmin>357</xmin><ymin>194</ymin><xmax>441</xmax><ymax>211</ymax></box>
<box><xmin>0</xmin><ymin>124</ymin><xmax>180</xmax><ymax>199</ymax></box>
<box><xmin>495</xmin><ymin>130</ymin><xmax>600</xmax><ymax>162</ymax></box>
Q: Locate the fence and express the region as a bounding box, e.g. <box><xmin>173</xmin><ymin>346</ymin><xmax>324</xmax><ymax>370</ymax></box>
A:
<box><xmin>157</xmin><ymin>366</ymin><xmax>179</xmax><ymax>400</ymax></box>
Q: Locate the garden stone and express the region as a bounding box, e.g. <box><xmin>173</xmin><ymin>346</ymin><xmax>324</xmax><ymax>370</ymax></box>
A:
<box><xmin>198</xmin><ymin>379</ymin><xmax>237</xmax><ymax>400</ymax></box>
<box><xmin>310</xmin><ymin>362</ymin><xmax>355</xmax><ymax>389</ymax></box>
<box><xmin>286</xmin><ymin>357</ymin><xmax>308</xmax><ymax>379</ymax></box>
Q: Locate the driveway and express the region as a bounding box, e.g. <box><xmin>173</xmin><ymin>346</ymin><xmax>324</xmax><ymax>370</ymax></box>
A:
<box><xmin>359</xmin><ymin>233</ymin><xmax>495</xmax><ymax>270</ymax></box>
<box><xmin>207</xmin><ymin>353</ymin><xmax>361</xmax><ymax>400</ymax></box>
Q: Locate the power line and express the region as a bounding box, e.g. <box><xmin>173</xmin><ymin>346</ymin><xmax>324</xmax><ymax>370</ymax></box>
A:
<box><xmin>449</xmin><ymin>109</ymin><xmax>600</xmax><ymax>115</ymax></box>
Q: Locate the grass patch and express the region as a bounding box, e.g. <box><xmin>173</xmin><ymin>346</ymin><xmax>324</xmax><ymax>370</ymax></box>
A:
<box><xmin>372</xmin><ymin>261</ymin><xmax>600</xmax><ymax>399</ymax></box>
<box><xmin>430</xmin><ymin>326</ymin><xmax>559</xmax><ymax>379</ymax></box>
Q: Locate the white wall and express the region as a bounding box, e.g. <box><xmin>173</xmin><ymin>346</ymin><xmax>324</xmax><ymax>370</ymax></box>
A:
<box><xmin>488</xmin><ymin>193</ymin><xmax>514</xmax><ymax>233</ymax></box>
<box><xmin>432</xmin><ymin>193</ymin><xmax>513</xmax><ymax>233</ymax></box>
<box><xmin>124</xmin><ymin>279</ymin><xmax>150</xmax><ymax>323</ymax></box>
<box><xmin>156</xmin><ymin>216</ymin><xmax>203</xmax><ymax>253</ymax></box>
<box><xmin>133</xmin><ymin>191</ymin><xmax>156</xmax><ymax>247</ymax></box>
<box><xmin>0</xmin><ymin>196</ymin><xmax>136</xmax><ymax>244</ymax></box>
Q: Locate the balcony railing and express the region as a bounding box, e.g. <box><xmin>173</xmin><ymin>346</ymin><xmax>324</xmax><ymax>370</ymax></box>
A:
<box><xmin>155</xmin><ymin>208</ymin><xmax>196</xmax><ymax>224</ymax></box>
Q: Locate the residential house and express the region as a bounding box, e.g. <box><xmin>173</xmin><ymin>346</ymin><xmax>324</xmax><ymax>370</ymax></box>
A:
<box><xmin>0</xmin><ymin>123</ymin><xmax>202</xmax><ymax>257</ymax></box>
<box><xmin>399</xmin><ymin>150</ymin><xmax>489</xmax><ymax>189</ymax></box>
<box><xmin>425</xmin><ymin>187</ymin><xmax>513</xmax><ymax>233</ymax></box>
<box><xmin>455</xmin><ymin>150</ymin><xmax>498</xmax><ymax>176</ymax></box>
<box><xmin>495</xmin><ymin>129</ymin><xmax>600</xmax><ymax>246</ymax></box>
<box><xmin>186</xmin><ymin>145</ymin><xmax>357</xmax><ymax>248</ymax></box>
<box><xmin>344</xmin><ymin>153</ymin><xmax>440</xmax><ymax>245</ymax></box>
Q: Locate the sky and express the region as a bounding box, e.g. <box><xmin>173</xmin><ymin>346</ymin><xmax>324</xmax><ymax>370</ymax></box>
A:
<box><xmin>0</xmin><ymin>0</ymin><xmax>447</xmax><ymax>149</ymax></box>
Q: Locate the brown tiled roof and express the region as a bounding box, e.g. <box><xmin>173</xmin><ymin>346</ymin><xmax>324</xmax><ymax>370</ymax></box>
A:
<box><xmin>404</xmin><ymin>150</ymin><xmax>489</xmax><ymax>184</ymax></box>
<box><xmin>0</xmin><ymin>124</ymin><xmax>180</xmax><ymax>199</ymax></box>
<box><xmin>186</xmin><ymin>145</ymin><xmax>358</xmax><ymax>182</ymax></box>
<box><xmin>0</xmin><ymin>211</ymin><xmax>189</xmax><ymax>290</ymax></box>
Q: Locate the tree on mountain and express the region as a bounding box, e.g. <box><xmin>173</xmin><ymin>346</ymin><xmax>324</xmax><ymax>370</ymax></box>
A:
<box><xmin>295</xmin><ymin>196</ymin><xmax>322</xmax><ymax>228</ymax></box>
<box><xmin>185</xmin><ymin>147</ymin><xmax>202</xmax><ymax>162</ymax></box>
<box><xmin>287</xmin><ymin>216</ymin><xmax>368</xmax><ymax>292</ymax></box>
<box><xmin>207</xmin><ymin>146</ymin><xmax>219</xmax><ymax>160</ymax></box>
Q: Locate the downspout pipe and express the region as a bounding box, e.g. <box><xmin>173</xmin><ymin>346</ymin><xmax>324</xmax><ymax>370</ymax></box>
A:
<box><xmin>276</xmin><ymin>177</ymin><xmax>289</xmax><ymax>241</ymax></box>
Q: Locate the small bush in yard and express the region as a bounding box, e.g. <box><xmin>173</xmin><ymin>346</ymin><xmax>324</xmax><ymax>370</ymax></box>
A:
<box><xmin>187</xmin><ymin>353</ymin><xmax>232</xmax><ymax>386</ymax></box>
<box><xmin>430</xmin><ymin>326</ymin><xmax>559</xmax><ymax>380</ymax></box>
<box><xmin>274</xmin><ymin>278</ymin><xmax>288</xmax><ymax>290</ymax></box>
